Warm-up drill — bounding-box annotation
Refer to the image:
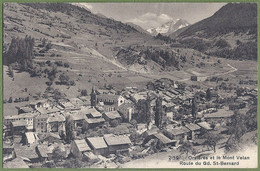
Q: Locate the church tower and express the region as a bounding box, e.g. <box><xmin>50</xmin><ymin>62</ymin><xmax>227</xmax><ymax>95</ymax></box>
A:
<box><xmin>90</xmin><ymin>86</ymin><xmax>97</xmax><ymax>108</ymax></box>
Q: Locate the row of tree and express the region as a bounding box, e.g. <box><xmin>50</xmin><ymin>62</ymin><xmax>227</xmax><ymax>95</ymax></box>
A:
<box><xmin>135</xmin><ymin>94</ymin><xmax>164</xmax><ymax>129</ymax></box>
<box><xmin>142</xmin><ymin>48</ymin><xmax>181</xmax><ymax>69</ymax></box>
<box><xmin>4</xmin><ymin>36</ymin><xmax>35</xmax><ymax>70</ymax></box>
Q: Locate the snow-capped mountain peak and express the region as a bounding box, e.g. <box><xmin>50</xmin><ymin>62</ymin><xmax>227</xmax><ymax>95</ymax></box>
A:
<box><xmin>147</xmin><ymin>19</ymin><xmax>190</xmax><ymax>36</ymax></box>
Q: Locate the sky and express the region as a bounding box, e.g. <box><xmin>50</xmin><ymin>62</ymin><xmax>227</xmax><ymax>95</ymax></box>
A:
<box><xmin>77</xmin><ymin>3</ymin><xmax>226</xmax><ymax>30</ymax></box>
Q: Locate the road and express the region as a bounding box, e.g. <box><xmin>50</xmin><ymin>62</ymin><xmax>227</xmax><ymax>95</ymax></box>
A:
<box><xmin>178</xmin><ymin>63</ymin><xmax>238</xmax><ymax>82</ymax></box>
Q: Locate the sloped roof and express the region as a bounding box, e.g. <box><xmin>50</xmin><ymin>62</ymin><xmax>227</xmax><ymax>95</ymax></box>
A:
<box><xmin>70</xmin><ymin>113</ymin><xmax>87</xmax><ymax>121</ymax></box>
<box><xmin>29</xmin><ymin>99</ymin><xmax>48</xmax><ymax>105</ymax></box>
<box><xmin>197</xmin><ymin>121</ymin><xmax>212</xmax><ymax>130</ymax></box>
<box><xmin>12</xmin><ymin>120</ymin><xmax>27</xmax><ymax>127</ymax></box>
<box><xmin>78</xmin><ymin>96</ymin><xmax>91</xmax><ymax>102</ymax></box>
<box><xmin>104</xmin><ymin>135</ymin><xmax>131</xmax><ymax>146</ymax></box>
<box><xmin>37</xmin><ymin>106</ymin><xmax>60</xmax><ymax>114</ymax></box>
<box><xmin>97</xmin><ymin>89</ymin><xmax>117</xmax><ymax>95</ymax></box>
<box><xmin>25</xmin><ymin>132</ymin><xmax>38</xmax><ymax>144</ymax></box>
<box><xmin>153</xmin><ymin>133</ymin><xmax>175</xmax><ymax>144</ymax></box>
<box><xmin>4</xmin><ymin>157</ymin><xmax>29</xmax><ymax>168</ymax></box>
<box><xmin>85</xmin><ymin>117</ymin><xmax>105</xmax><ymax>124</ymax></box>
<box><xmin>104</xmin><ymin>111</ymin><xmax>121</xmax><ymax>120</ymax></box>
<box><xmin>3</xmin><ymin>142</ymin><xmax>14</xmax><ymax>149</ymax></box>
<box><xmin>167</xmin><ymin>126</ymin><xmax>190</xmax><ymax>136</ymax></box>
<box><xmin>83</xmin><ymin>151</ymin><xmax>98</xmax><ymax>160</ymax></box>
<box><xmin>185</xmin><ymin>123</ymin><xmax>201</xmax><ymax>131</ymax></box>
<box><xmin>204</xmin><ymin>109</ymin><xmax>234</xmax><ymax>119</ymax></box>
<box><xmin>35</xmin><ymin>114</ymin><xmax>49</xmax><ymax>119</ymax></box>
<box><xmin>17</xmin><ymin>106</ymin><xmax>34</xmax><ymax>113</ymax></box>
<box><xmin>70</xmin><ymin>98</ymin><xmax>85</xmax><ymax>106</ymax></box>
<box><xmin>87</xmin><ymin>137</ymin><xmax>108</xmax><ymax>149</ymax></box>
<box><xmin>15</xmin><ymin>144</ymin><xmax>38</xmax><ymax>159</ymax></box>
<box><xmin>47</xmin><ymin>114</ymin><xmax>65</xmax><ymax>123</ymax></box>
<box><xmin>80</xmin><ymin>107</ymin><xmax>102</xmax><ymax>118</ymax></box>
<box><xmin>48</xmin><ymin>143</ymin><xmax>66</xmax><ymax>153</ymax></box>
<box><xmin>37</xmin><ymin>144</ymin><xmax>49</xmax><ymax>158</ymax></box>
<box><xmin>144</xmin><ymin>127</ymin><xmax>159</xmax><ymax>136</ymax></box>
<box><xmin>5</xmin><ymin>113</ymin><xmax>36</xmax><ymax>120</ymax></box>
<box><xmin>97</xmin><ymin>94</ymin><xmax>120</xmax><ymax>101</ymax></box>
<box><xmin>108</xmin><ymin>125</ymin><xmax>130</xmax><ymax>135</ymax></box>
<box><xmin>74</xmin><ymin>139</ymin><xmax>91</xmax><ymax>152</ymax></box>
<box><xmin>118</xmin><ymin>103</ymin><xmax>134</xmax><ymax>110</ymax></box>
<box><xmin>46</xmin><ymin>132</ymin><xmax>61</xmax><ymax>139</ymax></box>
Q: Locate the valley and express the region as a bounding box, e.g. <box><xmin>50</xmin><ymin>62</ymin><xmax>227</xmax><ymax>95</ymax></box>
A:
<box><xmin>2</xmin><ymin>2</ymin><xmax>258</xmax><ymax>169</ymax></box>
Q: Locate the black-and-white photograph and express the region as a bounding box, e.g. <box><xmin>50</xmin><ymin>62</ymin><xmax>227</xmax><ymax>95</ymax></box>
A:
<box><xmin>2</xmin><ymin>2</ymin><xmax>258</xmax><ymax>168</ymax></box>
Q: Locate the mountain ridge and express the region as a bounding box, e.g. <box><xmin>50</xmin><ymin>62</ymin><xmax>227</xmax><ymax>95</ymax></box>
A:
<box><xmin>175</xmin><ymin>3</ymin><xmax>257</xmax><ymax>61</ymax></box>
<box><xmin>147</xmin><ymin>19</ymin><xmax>190</xmax><ymax>36</ymax></box>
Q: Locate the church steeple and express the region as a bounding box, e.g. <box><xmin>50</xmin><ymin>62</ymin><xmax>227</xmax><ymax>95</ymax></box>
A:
<box><xmin>90</xmin><ymin>86</ymin><xmax>97</xmax><ymax>107</ymax></box>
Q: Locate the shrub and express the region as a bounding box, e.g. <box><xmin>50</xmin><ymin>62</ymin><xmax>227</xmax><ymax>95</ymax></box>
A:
<box><xmin>55</xmin><ymin>61</ymin><xmax>63</xmax><ymax>66</ymax></box>
<box><xmin>81</xmin><ymin>89</ymin><xmax>87</xmax><ymax>96</ymax></box>
<box><xmin>46</xmin><ymin>81</ymin><xmax>53</xmax><ymax>86</ymax></box>
<box><xmin>64</xmin><ymin>63</ymin><xmax>70</xmax><ymax>68</ymax></box>
<box><xmin>45</xmin><ymin>42</ymin><xmax>52</xmax><ymax>50</ymax></box>
<box><xmin>110</xmin><ymin>120</ymin><xmax>119</xmax><ymax>127</ymax></box>
<box><xmin>69</xmin><ymin>80</ymin><xmax>75</xmax><ymax>86</ymax></box>
<box><xmin>8</xmin><ymin>97</ymin><xmax>12</xmax><ymax>103</ymax></box>
<box><xmin>215</xmin><ymin>39</ymin><xmax>230</xmax><ymax>48</ymax></box>
<box><xmin>46</xmin><ymin>60</ymin><xmax>51</xmax><ymax>65</ymax></box>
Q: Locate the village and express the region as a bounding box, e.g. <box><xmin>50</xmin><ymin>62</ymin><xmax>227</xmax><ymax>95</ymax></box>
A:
<box><xmin>3</xmin><ymin>75</ymin><xmax>257</xmax><ymax>168</ymax></box>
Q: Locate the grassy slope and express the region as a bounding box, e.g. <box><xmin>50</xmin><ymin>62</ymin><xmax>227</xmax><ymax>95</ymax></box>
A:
<box><xmin>3</xmin><ymin>3</ymin><xmax>258</xmax><ymax>117</ymax></box>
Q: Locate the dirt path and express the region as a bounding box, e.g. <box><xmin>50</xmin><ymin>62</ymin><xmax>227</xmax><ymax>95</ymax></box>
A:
<box><xmin>178</xmin><ymin>63</ymin><xmax>238</xmax><ymax>82</ymax></box>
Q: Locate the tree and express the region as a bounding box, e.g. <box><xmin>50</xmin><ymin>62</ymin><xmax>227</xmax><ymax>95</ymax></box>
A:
<box><xmin>48</xmin><ymin>66</ymin><xmax>57</xmax><ymax>82</ymax></box>
<box><xmin>178</xmin><ymin>141</ymin><xmax>193</xmax><ymax>157</ymax></box>
<box><xmin>244</xmin><ymin>106</ymin><xmax>257</xmax><ymax>132</ymax></box>
<box><xmin>229</xmin><ymin>110</ymin><xmax>247</xmax><ymax>140</ymax></box>
<box><xmin>81</xmin><ymin>89</ymin><xmax>88</xmax><ymax>96</ymax></box>
<box><xmin>64</xmin><ymin>63</ymin><xmax>70</xmax><ymax>68</ymax></box>
<box><xmin>136</xmin><ymin>99</ymin><xmax>148</xmax><ymax>123</ymax></box>
<box><xmin>59</xmin><ymin>73</ymin><xmax>70</xmax><ymax>84</ymax></box>
<box><xmin>206</xmin><ymin>88</ymin><xmax>212</xmax><ymax>101</ymax></box>
<box><xmin>110</xmin><ymin>120</ymin><xmax>119</xmax><ymax>127</ymax></box>
<box><xmin>225</xmin><ymin>135</ymin><xmax>240</xmax><ymax>153</ymax></box>
<box><xmin>42</xmin><ymin>38</ymin><xmax>47</xmax><ymax>46</ymax></box>
<box><xmin>191</xmin><ymin>97</ymin><xmax>198</xmax><ymax>119</ymax></box>
<box><xmin>130</xmin><ymin>119</ymin><xmax>137</xmax><ymax>126</ymax></box>
<box><xmin>155</xmin><ymin>96</ymin><xmax>163</xmax><ymax>129</ymax></box>
<box><xmin>45</xmin><ymin>42</ymin><xmax>52</xmax><ymax>50</ymax></box>
<box><xmin>52</xmin><ymin>146</ymin><xmax>64</xmax><ymax>163</ymax></box>
<box><xmin>145</xmin><ymin>93</ymin><xmax>151</xmax><ymax>127</ymax></box>
<box><xmin>202</xmin><ymin>132</ymin><xmax>221</xmax><ymax>153</ymax></box>
<box><xmin>53</xmin><ymin>89</ymin><xmax>64</xmax><ymax>102</ymax></box>
<box><xmin>82</xmin><ymin>122</ymin><xmax>88</xmax><ymax>133</ymax></box>
<box><xmin>5</xmin><ymin>36</ymin><xmax>35</xmax><ymax>69</ymax></box>
<box><xmin>65</xmin><ymin>118</ymin><xmax>75</xmax><ymax>143</ymax></box>
<box><xmin>8</xmin><ymin>65</ymin><xmax>14</xmax><ymax>78</ymax></box>
<box><xmin>59</xmin><ymin>130</ymin><xmax>66</xmax><ymax>141</ymax></box>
